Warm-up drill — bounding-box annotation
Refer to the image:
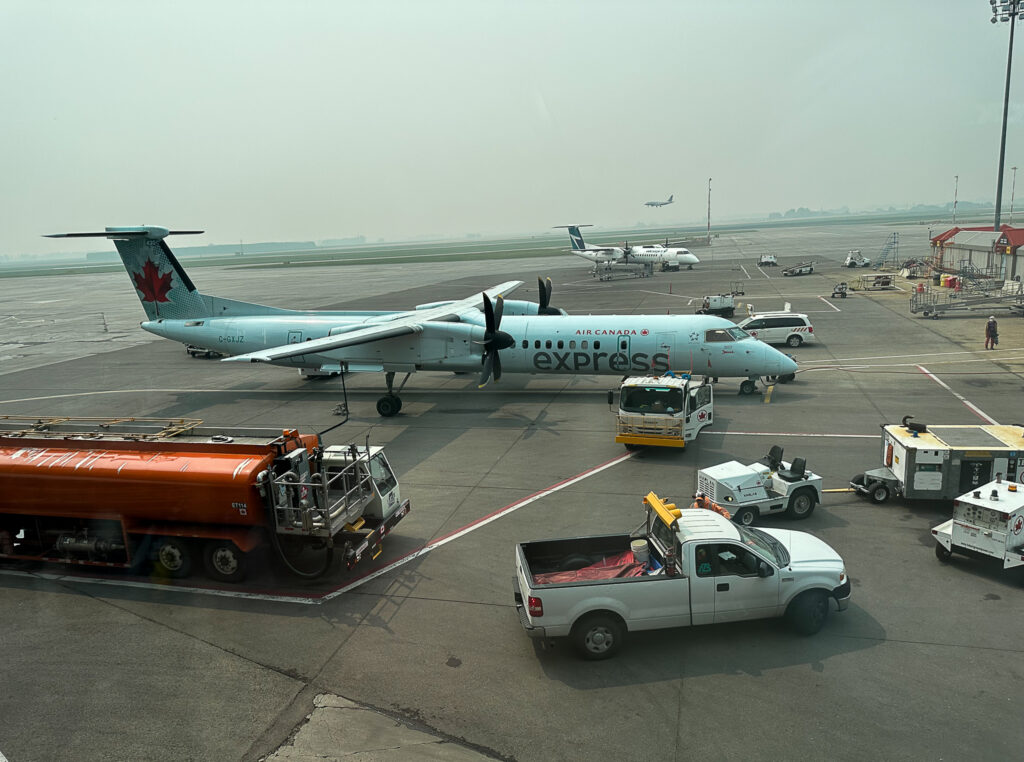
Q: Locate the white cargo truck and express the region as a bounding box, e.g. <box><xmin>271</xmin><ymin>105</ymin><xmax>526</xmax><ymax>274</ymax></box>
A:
<box><xmin>514</xmin><ymin>493</ymin><xmax>850</xmax><ymax>660</ymax></box>
<box><xmin>931</xmin><ymin>479</ymin><xmax>1024</xmax><ymax>570</ymax></box>
<box><xmin>608</xmin><ymin>374</ymin><xmax>713</xmax><ymax>450</ymax></box>
<box><xmin>851</xmin><ymin>417</ymin><xmax>1024</xmax><ymax>504</ymax></box>
<box><xmin>696</xmin><ymin>447</ymin><xmax>822</xmax><ymax>525</ymax></box>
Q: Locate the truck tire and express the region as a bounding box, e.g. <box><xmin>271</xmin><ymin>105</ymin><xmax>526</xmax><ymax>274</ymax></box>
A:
<box><xmin>786</xmin><ymin>488</ymin><xmax>817</xmax><ymax>519</ymax></box>
<box><xmin>204</xmin><ymin>540</ymin><xmax>247</xmax><ymax>583</ymax></box>
<box><xmin>153</xmin><ymin>537</ymin><xmax>193</xmax><ymax>579</ymax></box>
<box><xmin>559</xmin><ymin>554</ymin><xmax>594</xmax><ymax>572</ymax></box>
<box><xmin>786</xmin><ymin>590</ymin><xmax>829</xmax><ymax>636</ymax></box>
<box><xmin>934</xmin><ymin>543</ymin><xmax>953</xmax><ymax>563</ymax></box>
<box><xmin>733</xmin><ymin>506</ymin><xmax>758</xmax><ymax>526</ymax></box>
<box><xmin>869</xmin><ymin>482</ymin><xmax>890</xmax><ymax>504</ymax></box>
<box><xmin>786</xmin><ymin>335</ymin><xmax>803</xmax><ymax>348</ymax></box>
<box><xmin>571</xmin><ymin>614</ymin><xmax>625</xmax><ymax>660</ymax></box>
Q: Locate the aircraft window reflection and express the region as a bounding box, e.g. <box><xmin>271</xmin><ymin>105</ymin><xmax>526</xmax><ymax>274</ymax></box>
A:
<box><xmin>534</xmin><ymin>340</ymin><xmax>541</xmax><ymax>349</ymax></box>
<box><xmin>557</xmin><ymin>340</ymin><xmax>564</xmax><ymax>349</ymax></box>
<box><xmin>727</xmin><ymin>327</ymin><xmax>750</xmax><ymax>340</ymax></box>
<box><xmin>582</xmin><ymin>340</ymin><xmax>589</xmax><ymax>349</ymax></box>
<box><xmin>545</xmin><ymin>340</ymin><xmax>552</xmax><ymax>349</ymax></box>
<box><xmin>594</xmin><ymin>341</ymin><xmax>601</xmax><ymax>349</ymax></box>
<box><xmin>704</xmin><ymin>329</ymin><xmax>734</xmax><ymax>343</ymax></box>
<box><xmin>570</xmin><ymin>340</ymin><xmax>576</xmax><ymax>349</ymax></box>
<box><xmin>522</xmin><ymin>340</ymin><xmax>528</xmax><ymax>349</ymax></box>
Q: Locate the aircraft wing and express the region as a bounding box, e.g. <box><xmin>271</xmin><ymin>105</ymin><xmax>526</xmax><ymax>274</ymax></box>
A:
<box><xmin>223</xmin><ymin>280</ymin><xmax>522</xmax><ymax>364</ymax></box>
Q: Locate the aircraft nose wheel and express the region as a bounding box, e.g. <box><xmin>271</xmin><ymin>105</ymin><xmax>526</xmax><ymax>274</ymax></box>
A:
<box><xmin>376</xmin><ymin>394</ymin><xmax>403</xmax><ymax>417</ymax></box>
<box><xmin>739</xmin><ymin>379</ymin><xmax>757</xmax><ymax>395</ymax></box>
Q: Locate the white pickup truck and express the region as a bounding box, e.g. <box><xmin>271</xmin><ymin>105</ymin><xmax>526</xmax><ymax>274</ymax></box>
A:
<box><xmin>514</xmin><ymin>493</ymin><xmax>850</xmax><ymax>660</ymax></box>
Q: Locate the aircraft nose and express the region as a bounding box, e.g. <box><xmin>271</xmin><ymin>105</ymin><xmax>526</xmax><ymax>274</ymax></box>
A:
<box><xmin>772</xmin><ymin>347</ymin><xmax>798</xmax><ymax>375</ymax></box>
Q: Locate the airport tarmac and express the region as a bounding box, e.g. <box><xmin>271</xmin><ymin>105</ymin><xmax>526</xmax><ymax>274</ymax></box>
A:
<box><xmin>2</xmin><ymin>220</ymin><xmax>1024</xmax><ymax>762</ymax></box>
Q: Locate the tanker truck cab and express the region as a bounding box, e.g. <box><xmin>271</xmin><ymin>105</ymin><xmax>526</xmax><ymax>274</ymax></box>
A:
<box><xmin>514</xmin><ymin>493</ymin><xmax>850</xmax><ymax>659</ymax></box>
<box><xmin>609</xmin><ymin>373</ymin><xmax>713</xmax><ymax>449</ymax></box>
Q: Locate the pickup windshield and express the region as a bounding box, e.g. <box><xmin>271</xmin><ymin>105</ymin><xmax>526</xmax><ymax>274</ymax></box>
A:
<box><xmin>737</xmin><ymin>526</ymin><xmax>789</xmax><ymax>566</ymax></box>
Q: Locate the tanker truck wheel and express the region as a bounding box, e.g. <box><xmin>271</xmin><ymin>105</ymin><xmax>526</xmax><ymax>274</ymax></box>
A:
<box><xmin>153</xmin><ymin>537</ymin><xmax>193</xmax><ymax>579</ymax></box>
<box><xmin>204</xmin><ymin>540</ymin><xmax>247</xmax><ymax>583</ymax></box>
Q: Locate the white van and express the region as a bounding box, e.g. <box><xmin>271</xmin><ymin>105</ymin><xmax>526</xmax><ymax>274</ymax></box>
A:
<box><xmin>735</xmin><ymin>312</ymin><xmax>816</xmax><ymax>347</ymax></box>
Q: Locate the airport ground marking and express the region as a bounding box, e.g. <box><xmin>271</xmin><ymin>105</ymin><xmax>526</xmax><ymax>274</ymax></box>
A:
<box><xmin>740</xmin><ymin>265</ymin><xmax>751</xmax><ymax>279</ymax></box>
<box><xmin>322</xmin><ymin>451</ymin><xmax>634</xmax><ymax>600</ymax></box>
<box><xmin>916</xmin><ymin>365</ymin><xmax>998</xmax><ymax>424</ymax></box>
<box><xmin>818</xmin><ymin>295</ymin><xmax>842</xmax><ymax>312</ymax></box>
<box><xmin>756</xmin><ymin>266</ymin><xmax>771</xmax><ymax>279</ymax></box>
<box><xmin>707</xmin><ymin>430</ymin><xmax>876</xmax><ymax>439</ymax></box>
<box><xmin>762</xmin><ymin>385</ymin><xmax>774</xmax><ymax>404</ymax></box>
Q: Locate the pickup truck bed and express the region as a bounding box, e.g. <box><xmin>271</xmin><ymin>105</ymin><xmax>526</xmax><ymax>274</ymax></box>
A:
<box><xmin>520</xmin><ymin>534</ymin><xmax>663</xmax><ymax>583</ymax></box>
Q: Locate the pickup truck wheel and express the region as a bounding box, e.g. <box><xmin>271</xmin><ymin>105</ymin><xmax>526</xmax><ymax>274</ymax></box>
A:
<box><xmin>786</xmin><ymin>590</ymin><xmax>829</xmax><ymax>636</ymax></box>
<box><xmin>934</xmin><ymin>543</ymin><xmax>953</xmax><ymax>563</ymax></box>
<box><xmin>204</xmin><ymin>541</ymin><xmax>248</xmax><ymax>583</ymax></box>
<box><xmin>153</xmin><ymin>537</ymin><xmax>193</xmax><ymax>579</ymax></box>
<box><xmin>786</xmin><ymin>489</ymin><xmax>816</xmax><ymax>519</ymax></box>
<box><xmin>733</xmin><ymin>506</ymin><xmax>758</xmax><ymax>526</ymax></box>
<box><xmin>869</xmin><ymin>482</ymin><xmax>890</xmax><ymax>504</ymax></box>
<box><xmin>572</xmin><ymin>614</ymin><xmax>624</xmax><ymax>660</ymax></box>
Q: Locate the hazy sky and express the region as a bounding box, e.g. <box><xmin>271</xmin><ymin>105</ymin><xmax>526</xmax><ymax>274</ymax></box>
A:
<box><xmin>2</xmin><ymin>0</ymin><xmax>1022</xmax><ymax>257</ymax></box>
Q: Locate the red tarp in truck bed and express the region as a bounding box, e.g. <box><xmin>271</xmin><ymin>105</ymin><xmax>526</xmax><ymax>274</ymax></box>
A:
<box><xmin>533</xmin><ymin>550</ymin><xmax>644</xmax><ymax>585</ymax></box>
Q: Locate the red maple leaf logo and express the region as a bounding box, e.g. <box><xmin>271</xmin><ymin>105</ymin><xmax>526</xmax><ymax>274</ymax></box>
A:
<box><xmin>132</xmin><ymin>260</ymin><xmax>173</xmax><ymax>303</ymax></box>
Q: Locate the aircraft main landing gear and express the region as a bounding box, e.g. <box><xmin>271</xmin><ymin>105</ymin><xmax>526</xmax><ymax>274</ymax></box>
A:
<box><xmin>377</xmin><ymin>371</ymin><xmax>411</xmax><ymax>417</ymax></box>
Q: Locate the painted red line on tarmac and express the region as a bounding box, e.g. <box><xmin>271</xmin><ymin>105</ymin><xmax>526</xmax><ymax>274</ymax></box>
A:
<box><xmin>916</xmin><ymin>365</ymin><xmax>998</xmax><ymax>424</ymax></box>
<box><xmin>323</xmin><ymin>452</ymin><xmax>634</xmax><ymax>599</ymax></box>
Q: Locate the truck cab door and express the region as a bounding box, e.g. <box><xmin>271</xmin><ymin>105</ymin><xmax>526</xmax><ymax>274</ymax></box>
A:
<box><xmin>684</xmin><ymin>383</ymin><xmax>713</xmax><ymax>440</ymax></box>
<box><xmin>701</xmin><ymin>543</ymin><xmax>780</xmax><ymax>623</ymax></box>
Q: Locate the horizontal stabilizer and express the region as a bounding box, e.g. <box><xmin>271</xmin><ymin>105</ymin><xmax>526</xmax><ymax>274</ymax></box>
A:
<box><xmin>45</xmin><ymin>227</ymin><xmax>203</xmax><ymax>240</ymax></box>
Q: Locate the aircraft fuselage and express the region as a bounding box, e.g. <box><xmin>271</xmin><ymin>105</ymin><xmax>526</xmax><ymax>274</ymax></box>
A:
<box><xmin>142</xmin><ymin>313</ymin><xmax>794</xmax><ymax>379</ymax></box>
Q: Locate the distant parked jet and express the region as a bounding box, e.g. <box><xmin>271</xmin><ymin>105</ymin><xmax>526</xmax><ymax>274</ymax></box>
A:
<box><xmin>644</xmin><ymin>195</ymin><xmax>674</xmax><ymax>208</ymax></box>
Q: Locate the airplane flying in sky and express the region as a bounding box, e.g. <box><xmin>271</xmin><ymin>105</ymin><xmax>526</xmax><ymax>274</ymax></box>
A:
<box><xmin>555</xmin><ymin>225</ymin><xmax>699</xmax><ymax>273</ymax></box>
<box><xmin>644</xmin><ymin>194</ymin><xmax>674</xmax><ymax>207</ymax></box>
<box><xmin>47</xmin><ymin>226</ymin><xmax>796</xmax><ymax>416</ymax></box>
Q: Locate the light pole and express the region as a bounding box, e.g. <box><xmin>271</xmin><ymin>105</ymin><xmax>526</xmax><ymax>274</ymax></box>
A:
<box><xmin>1011</xmin><ymin>165</ymin><xmax>1019</xmax><ymax>223</ymax></box>
<box><xmin>990</xmin><ymin>0</ymin><xmax>1022</xmax><ymax>231</ymax></box>
<box><xmin>953</xmin><ymin>175</ymin><xmax>959</xmax><ymax>225</ymax></box>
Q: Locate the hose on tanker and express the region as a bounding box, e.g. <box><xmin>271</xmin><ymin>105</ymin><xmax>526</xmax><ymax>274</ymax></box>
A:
<box><xmin>267</xmin><ymin>522</ymin><xmax>335</xmax><ymax>579</ymax></box>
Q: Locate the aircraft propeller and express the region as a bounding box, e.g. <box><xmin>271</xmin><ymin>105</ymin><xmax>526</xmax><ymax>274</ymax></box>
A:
<box><xmin>478</xmin><ymin>294</ymin><xmax>515</xmax><ymax>387</ymax></box>
<box><xmin>537</xmin><ymin>277</ymin><xmax>561</xmax><ymax>315</ymax></box>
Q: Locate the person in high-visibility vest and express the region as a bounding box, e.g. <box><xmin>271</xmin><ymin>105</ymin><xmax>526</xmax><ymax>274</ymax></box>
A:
<box><xmin>691</xmin><ymin>491</ymin><xmax>731</xmax><ymax>520</ymax></box>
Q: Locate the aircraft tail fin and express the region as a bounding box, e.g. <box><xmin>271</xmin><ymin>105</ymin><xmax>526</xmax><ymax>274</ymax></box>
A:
<box><xmin>667</xmin><ymin>195</ymin><xmax>673</xmax><ymax>203</ymax></box>
<box><xmin>46</xmin><ymin>226</ymin><xmax>211</xmax><ymax>320</ymax></box>
<box><xmin>553</xmin><ymin>224</ymin><xmax>593</xmax><ymax>251</ymax></box>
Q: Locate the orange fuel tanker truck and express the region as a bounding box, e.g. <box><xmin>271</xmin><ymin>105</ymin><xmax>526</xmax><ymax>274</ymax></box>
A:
<box><xmin>0</xmin><ymin>417</ymin><xmax>410</xmax><ymax>583</ymax></box>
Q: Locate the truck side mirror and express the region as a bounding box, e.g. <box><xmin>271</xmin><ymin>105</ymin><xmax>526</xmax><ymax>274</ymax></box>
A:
<box><xmin>758</xmin><ymin>561</ymin><xmax>774</xmax><ymax>578</ymax></box>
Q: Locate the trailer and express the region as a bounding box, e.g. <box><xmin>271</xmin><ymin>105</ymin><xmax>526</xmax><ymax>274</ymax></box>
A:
<box><xmin>782</xmin><ymin>262</ymin><xmax>814</xmax><ymax>277</ymax></box>
<box><xmin>608</xmin><ymin>374</ymin><xmax>713</xmax><ymax>450</ymax></box>
<box><xmin>831</xmin><ymin>282</ymin><xmax>849</xmax><ymax>299</ymax></box>
<box><xmin>0</xmin><ymin>416</ymin><xmax>410</xmax><ymax>582</ymax></box>
<box><xmin>931</xmin><ymin>479</ymin><xmax>1024</xmax><ymax>570</ymax></box>
<box><xmin>851</xmin><ymin>417</ymin><xmax>1024</xmax><ymax>504</ymax></box>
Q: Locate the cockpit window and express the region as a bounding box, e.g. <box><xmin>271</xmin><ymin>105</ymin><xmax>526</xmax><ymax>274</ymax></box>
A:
<box><xmin>704</xmin><ymin>329</ymin><xmax>733</xmax><ymax>343</ymax></box>
<box><xmin>727</xmin><ymin>327</ymin><xmax>750</xmax><ymax>340</ymax></box>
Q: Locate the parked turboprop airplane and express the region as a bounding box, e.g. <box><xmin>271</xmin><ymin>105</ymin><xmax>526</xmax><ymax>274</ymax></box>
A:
<box><xmin>555</xmin><ymin>225</ymin><xmax>699</xmax><ymax>273</ymax></box>
<box><xmin>644</xmin><ymin>195</ymin><xmax>674</xmax><ymax>208</ymax></box>
<box><xmin>47</xmin><ymin>226</ymin><xmax>796</xmax><ymax>416</ymax></box>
